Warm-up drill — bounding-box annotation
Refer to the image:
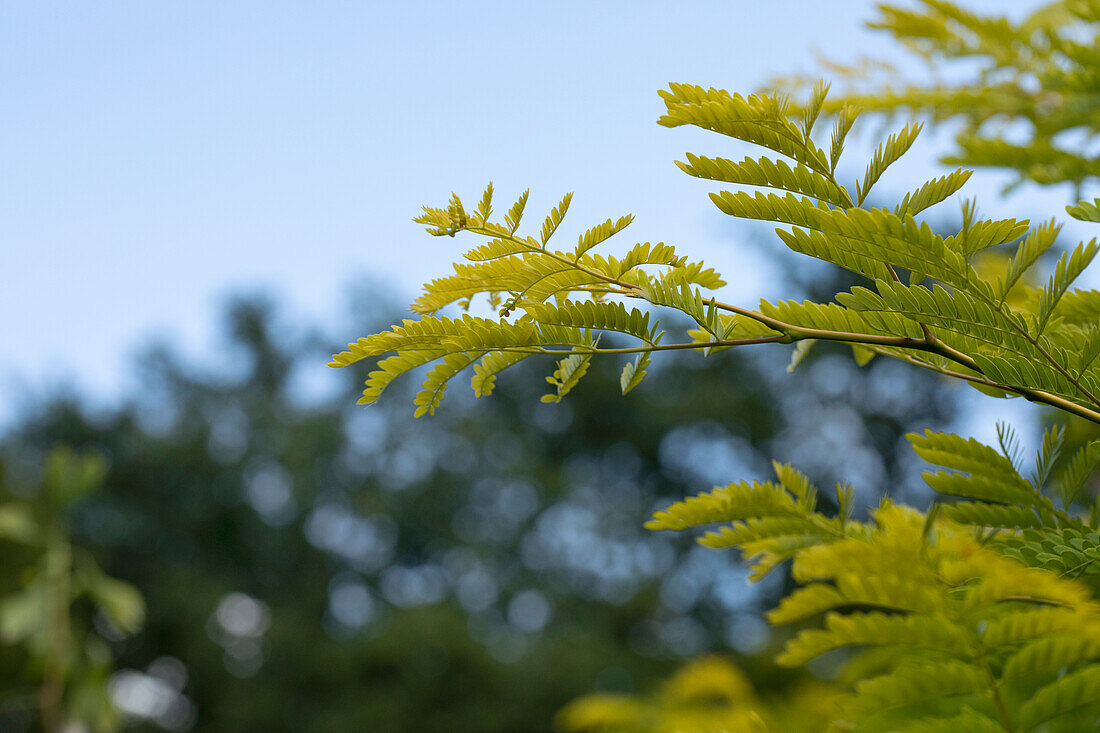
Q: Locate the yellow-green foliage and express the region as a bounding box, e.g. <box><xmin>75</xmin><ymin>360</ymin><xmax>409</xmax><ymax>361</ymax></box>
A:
<box><xmin>555</xmin><ymin>655</ymin><xmax>838</xmax><ymax>733</ymax></box>
<box><xmin>776</xmin><ymin>0</ymin><xmax>1100</xmax><ymax>198</ymax></box>
<box><xmin>331</xmin><ymin>2</ymin><xmax>1100</xmax><ymax>730</ymax></box>
<box><xmin>641</xmin><ymin>425</ymin><xmax>1100</xmax><ymax>729</ymax></box>
<box><xmin>331</xmin><ymin>73</ymin><xmax>1100</xmax><ymax>425</ymax></box>
<box><xmin>651</xmin><ymin>483</ymin><xmax>1100</xmax><ymax>730</ymax></box>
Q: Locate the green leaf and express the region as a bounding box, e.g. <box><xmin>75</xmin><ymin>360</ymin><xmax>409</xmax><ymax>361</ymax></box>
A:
<box><xmin>646</xmin><ymin>480</ymin><xmax>798</xmax><ymax>531</ymax></box>
<box><xmin>829</xmin><ymin>104</ymin><xmax>860</xmax><ymax>173</ymax></box>
<box><xmin>471</xmin><ymin>351</ymin><xmax>532</xmax><ymax>398</ymax></box>
<box><xmin>619</xmin><ymin>351</ymin><xmax>651</xmax><ymax>395</ymax></box>
<box><xmin>573</xmin><ymin>215</ymin><xmax>634</xmax><ymax>259</ymax></box>
<box><xmin>1035</xmin><ymin>238</ymin><xmax>1099</xmax><ymax>334</ymax></box>
<box><xmin>857</xmin><ymin>122</ymin><xmax>922</xmax><ymax>205</ymax></box>
<box><xmin>1031</xmin><ymin>424</ymin><xmax>1064</xmax><ymax>490</ymax></box>
<box><xmin>660</xmin><ymin>84</ymin><xmax>830</xmax><ymax>173</ymax></box>
<box><xmin>677</xmin><ymin>153</ymin><xmax>850</xmax><ymax>207</ymax></box>
<box><xmin>1058</xmin><ymin>440</ymin><xmax>1100</xmax><ymax>508</ymax></box>
<box><xmin>841</xmin><ymin>661</ymin><xmax>987</xmax><ymax>720</ymax></box>
<box><xmin>540</xmin><ymin>192</ymin><xmax>574</xmax><ymax>245</ymax></box>
<box><xmin>799</xmin><ymin>79</ymin><xmax>830</xmax><ymax>139</ymax></box>
<box><xmin>851</xmin><ymin>344</ymin><xmax>875</xmax><ymax>366</ymax></box>
<box><xmin>414</xmin><ymin>351</ymin><xmax>487</xmax><ymax>417</ymax></box>
<box><xmin>542</xmin><ymin>347</ymin><xmax>594</xmax><ymax>404</ymax></box>
<box><xmin>997</xmin><ymin>218</ymin><xmax>1061</xmax><ymax>302</ymax></box>
<box><xmin>894</xmin><ymin>169</ymin><xmax>973</xmax><ymax>217</ymax></box>
<box><xmin>786</xmin><ymin>339</ymin><xmax>816</xmax><ymax>372</ymax></box>
<box><xmin>777</xmin><ymin>611</ymin><xmax>970</xmax><ymax>666</ymax></box>
<box><xmin>1067</xmin><ymin>198</ymin><xmax>1100</xmax><ymax>223</ymax></box>
<box><xmin>1017</xmin><ymin>664</ymin><xmax>1100</xmax><ymax>731</ymax></box>
<box><xmin>476</xmin><ymin>182</ymin><xmax>494</xmax><ymax>223</ymax></box>
<box><xmin>504</xmin><ymin>189</ymin><xmax>530</xmax><ymax>233</ymax></box>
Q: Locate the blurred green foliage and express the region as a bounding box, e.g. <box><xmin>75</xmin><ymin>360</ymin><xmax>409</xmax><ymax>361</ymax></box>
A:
<box><xmin>0</xmin><ymin>448</ymin><xmax>144</xmax><ymax>733</ymax></box>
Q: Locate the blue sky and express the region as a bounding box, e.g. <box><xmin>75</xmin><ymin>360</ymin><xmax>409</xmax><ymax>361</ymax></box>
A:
<box><xmin>2</xmin><ymin>0</ymin><xmax>1088</xmax><ymax>430</ymax></box>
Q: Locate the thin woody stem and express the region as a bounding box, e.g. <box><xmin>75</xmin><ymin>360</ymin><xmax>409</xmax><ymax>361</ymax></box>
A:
<box><xmin>451</xmin><ymin>224</ymin><xmax>1100</xmax><ymax>424</ymax></box>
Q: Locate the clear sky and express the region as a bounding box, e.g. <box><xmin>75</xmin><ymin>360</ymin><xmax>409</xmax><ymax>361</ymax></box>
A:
<box><xmin>1</xmin><ymin>0</ymin><xmax>1087</xmax><ymax>429</ymax></box>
